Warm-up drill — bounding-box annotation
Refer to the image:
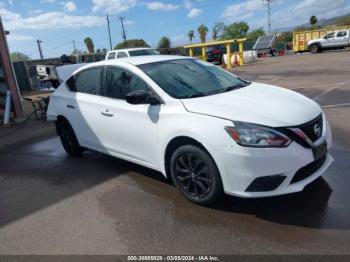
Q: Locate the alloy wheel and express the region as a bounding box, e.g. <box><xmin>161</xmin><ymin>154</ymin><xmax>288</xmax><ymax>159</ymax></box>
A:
<box><xmin>174</xmin><ymin>153</ymin><xmax>213</xmax><ymax>200</ymax></box>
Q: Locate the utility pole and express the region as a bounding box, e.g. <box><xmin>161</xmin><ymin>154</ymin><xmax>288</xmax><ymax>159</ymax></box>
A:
<box><xmin>118</xmin><ymin>16</ymin><xmax>127</xmax><ymax>48</ymax></box>
<box><xmin>36</xmin><ymin>39</ymin><xmax>44</xmax><ymax>59</ymax></box>
<box><xmin>72</xmin><ymin>40</ymin><xmax>76</xmax><ymax>53</ymax></box>
<box><xmin>106</xmin><ymin>13</ymin><xmax>113</xmax><ymax>50</ymax></box>
<box><xmin>262</xmin><ymin>0</ymin><xmax>273</xmax><ymax>33</ymax></box>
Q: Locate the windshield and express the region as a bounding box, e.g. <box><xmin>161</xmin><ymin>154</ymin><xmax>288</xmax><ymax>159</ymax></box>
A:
<box><xmin>138</xmin><ymin>59</ymin><xmax>250</xmax><ymax>99</ymax></box>
<box><xmin>129</xmin><ymin>49</ymin><xmax>159</xmax><ymax>56</ymax></box>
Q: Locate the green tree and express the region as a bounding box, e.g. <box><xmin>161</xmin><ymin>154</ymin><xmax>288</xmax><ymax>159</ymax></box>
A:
<box><xmin>212</xmin><ymin>22</ymin><xmax>225</xmax><ymax>40</ymax></box>
<box><xmin>114</xmin><ymin>39</ymin><xmax>149</xmax><ymax>49</ymax></box>
<box><xmin>277</xmin><ymin>31</ymin><xmax>293</xmax><ymax>43</ymax></box>
<box><xmin>84</xmin><ymin>37</ymin><xmax>95</xmax><ymax>53</ymax></box>
<box><xmin>187</xmin><ymin>30</ymin><xmax>195</xmax><ymax>43</ymax></box>
<box><xmin>197</xmin><ymin>24</ymin><xmax>209</xmax><ymax>43</ymax></box>
<box><xmin>10</xmin><ymin>52</ymin><xmax>30</xmax><ymax>62</ymax></box>
<box><xmin>310</xmin><ymin>15</ymin><xmax>318</xmax><ymax>28</ymax></box>
<box><xmin>158</xmin><ymin>36</ymin><xmax>171</xmax><ymax>48</ymax></box>
<box><xmin>246</xmin><ymin>27</ymin><xmax>265</xmax><ymax>41</ymax></box>
<box><xmin>221</xmin><ymin>22</ymin><xmax>249</xmax><ymax>40</ymax></box>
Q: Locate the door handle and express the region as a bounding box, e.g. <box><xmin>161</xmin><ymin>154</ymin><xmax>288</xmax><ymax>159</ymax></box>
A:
<box><xmin>101</xmin><ymin>111</ymin><xmax>114</xmax><ymax>117</ymax></box>
<box><xmin>67</xmin><ymin>104</ymin><xmax>75</xmax><ymax>109</ymax></box>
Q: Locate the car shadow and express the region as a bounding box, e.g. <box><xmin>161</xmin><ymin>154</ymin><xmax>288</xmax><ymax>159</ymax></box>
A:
<box><xmin>212</xmin><ymin>177</ymin><xmax>333</xmax><ymax>228</ymax></box>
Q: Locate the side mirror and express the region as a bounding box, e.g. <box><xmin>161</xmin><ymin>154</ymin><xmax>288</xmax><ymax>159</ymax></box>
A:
<box><xmin>126</xmin><ymin>90</ymin><xmax>161</xmax><ymax>105</ymax></box>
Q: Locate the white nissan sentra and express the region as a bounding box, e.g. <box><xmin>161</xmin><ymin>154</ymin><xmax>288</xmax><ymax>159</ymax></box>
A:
<box><xmin>47</xmin><ymin>55</ymin><xmax>334</xmax><ymax>205</ymax></box>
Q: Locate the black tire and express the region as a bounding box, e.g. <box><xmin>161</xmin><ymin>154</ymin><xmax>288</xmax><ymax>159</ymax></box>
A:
<box><xmin>56</xmin><ymin>119</ymin><xmax>85</xmax><ymax>156</ymax></box>
<box><xmin>309</xmin><ymin>44</ymin><xmax>320</xmax><ymax>53</ymax></box>
<box><xmin>170</xmin><ymin>145</ymin><xmax>223</xmax><ymax>205</ymax></box>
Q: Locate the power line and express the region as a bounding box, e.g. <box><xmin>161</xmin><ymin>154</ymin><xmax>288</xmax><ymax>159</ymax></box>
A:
<box><xmin>106</xmin><ymin>13</ymin><xmax>113</xmax><ymax>50</ymax></box>
<box><xmin>118</xmin><ymin>16</ymin><xmax>127</xmax><ymax>48</ymax></box>
<box><xmin>262</xmin><ymin>0</ymin><xmax>274</xmax><ymax>33</ymax></box>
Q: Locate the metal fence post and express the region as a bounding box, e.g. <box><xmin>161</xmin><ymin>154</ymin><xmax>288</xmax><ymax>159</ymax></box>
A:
<box><xmin>226</xmin><ymin>43</ymin><xmax>232</xmax><ymax>69</ymax></box>
<box><xmin>238</xmin><ymin>40</ymin><xmax>244</xmax><ymax>66</ymax></box>
<box><xmin>201</xmin><ymin>47</ymin><xmax>206</xmax><ymax>61</ymax></box>
<box><xmin>4</xmin><ymin>90</ymin><xmax>11</xmax><ymax>125</ymax></box>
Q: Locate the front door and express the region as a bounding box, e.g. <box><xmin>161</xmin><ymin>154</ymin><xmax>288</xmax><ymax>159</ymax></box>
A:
<box><xmin>322</xmin><ymin>32</ymin><xmax>335</xmax><ymax>48</ymax></box>
<box><xmin>99</xmin><ymin>66</ymin><xmax>159</xmax><ymax>168</ymax></box>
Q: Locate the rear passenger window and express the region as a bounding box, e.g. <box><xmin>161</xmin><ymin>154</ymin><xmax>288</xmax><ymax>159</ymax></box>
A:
<box><xmin>117</xmin><ymin>52</ymin><xmax>128</xmax><ymax>58</ymax></box>
<box><xmin>105</xmin><ymin>67</ymin><xmax>149</xmax><ymax>100</ymax></box>
<box><xmin>107</xmin><ymin>52</ymin><xmax>116</xmax><ymax>59</ymax></box>
<box><xmin>66</xmin><ymin>76</ymin><xmax>76</xmax><ymax>91</ymax></box>
<box><xmin>337</xmin><ymin>31</ymin><xmax>347</xmax><ymax>37</ymax></box>
<box><xmin>73</xmin><ymin>67</ymin><xmax>104</xmax><ymax>95</ymax></box>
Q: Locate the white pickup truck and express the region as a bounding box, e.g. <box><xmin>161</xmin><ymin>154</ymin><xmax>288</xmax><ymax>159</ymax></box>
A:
<box><xmin>307</xmin><ymin>29</ymin><xmax>350</xmax><ymax>53</ymax></box>
<box><xmin>105</xmin><ymin>48</ymin><xmax>159</xmax><ymax>60</ymax></box>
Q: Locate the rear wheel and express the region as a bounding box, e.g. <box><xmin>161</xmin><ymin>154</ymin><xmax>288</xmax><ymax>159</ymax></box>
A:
<box><xmin>310</xmin><ymin>44</ymin><xmax>320</xmax><ymax>53</ymax></box>
<box><xmin>56</xmin><ymin>119</ymin><xmax>85</xmax><ymax>156</ymax></box>
<box><xmin>170</xmin><ymin>145</ymin><xmax>223</xmax><ymax>205</ymax></box>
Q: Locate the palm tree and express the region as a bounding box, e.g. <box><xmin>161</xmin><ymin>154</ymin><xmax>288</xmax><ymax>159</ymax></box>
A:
<box><xmin>187</xmin><ymin>30</ymin><xmax>195</xmax><ymax>43</ymax></box>
<box><xmin>310</xmin><ymin>15</ymin><xmax>318</xmax><ymax>29</ymax></box>
<box><xmin>84</xmin><ymin>37</ymin><xmax>95</xmax><ymax>53</ymax></box>
<box><xmin>197</xmin><ymin>24</ymin><xmax>209</xmax><ymax>43</ymax></box>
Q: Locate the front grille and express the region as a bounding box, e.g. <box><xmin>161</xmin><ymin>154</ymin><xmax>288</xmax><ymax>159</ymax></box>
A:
<box><xmin>290</xmin><ymin>156</ymin><xmax>326</xmax><ymax>184</ymax></box>
<box><xmin>299</xmin><ymin>114</ymin><xmax>323</xmax><ymax>142</ymax></box>
<box><xmin>277</xmin><ymin>114</ymin><xmax>324</xmax><ymax>148</ymax></box>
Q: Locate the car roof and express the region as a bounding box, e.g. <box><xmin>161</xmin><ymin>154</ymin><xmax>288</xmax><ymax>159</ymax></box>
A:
<box><xmin>75</xmin><ymin>55</ymin><xmax>193</xmax><ymax>74</ymax></box>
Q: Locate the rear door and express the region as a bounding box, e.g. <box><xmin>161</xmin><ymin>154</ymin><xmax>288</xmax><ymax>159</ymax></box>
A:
<box><xmin>335</xmin><ymin>30</ymin><xmax>349</xmax><ymax>47</ymax></box>
<box><xmin>65</xmin><ymin>66</ymin><xmax>109</xmax><ymax>151</ymax></box>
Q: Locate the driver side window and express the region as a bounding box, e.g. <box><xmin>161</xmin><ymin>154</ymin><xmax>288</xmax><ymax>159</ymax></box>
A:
<box><xmin>105</xmin><ymin>67</ymin><xmax>149</xmax><ymax>100</ymax></box>
<box><xmin>324</xmin><ymin>33</ymin><xmax>334</xmax><ymax>39</ymax></box>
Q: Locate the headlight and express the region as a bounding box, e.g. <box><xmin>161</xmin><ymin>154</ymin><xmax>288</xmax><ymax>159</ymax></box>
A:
<box><xmin>225</xmin><ymin>122</ymin><xmax>291</xmax><ymax>148</ymax></box>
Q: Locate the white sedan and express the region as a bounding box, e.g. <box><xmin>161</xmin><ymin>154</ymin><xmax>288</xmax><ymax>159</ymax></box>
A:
<box><xmin>47</xmin><ymin>55</ymin><xmax>333</xmax><ymax>205</ymax></box>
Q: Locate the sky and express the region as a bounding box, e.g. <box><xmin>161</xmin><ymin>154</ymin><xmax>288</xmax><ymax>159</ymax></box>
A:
<box><xmin>1</xmin><ymin>0</ymin><xmax>350</xmax><ymax>59</ymax></box>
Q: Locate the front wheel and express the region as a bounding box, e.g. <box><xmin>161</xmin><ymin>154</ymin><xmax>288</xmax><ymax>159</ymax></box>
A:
<box><xmin>170</xmin><ymin>145</ymin><xmax>223</xmax><ymax>205</ymax></box>
<box><xmin>309</xmin><ymin>44</ymin><xmax>320</xmax><ymax>53</ymax></box>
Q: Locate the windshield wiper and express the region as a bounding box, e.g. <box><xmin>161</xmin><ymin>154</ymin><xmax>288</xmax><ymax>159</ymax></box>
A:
<box><xmin>183</xmin><ymin>93</ymin><xmax>207</xmax><ymax>99</ymax></box>
<box><xmin>225</xmin><ymin>82</ymin><xmax>251</xmax><ymax>92</ymax></box>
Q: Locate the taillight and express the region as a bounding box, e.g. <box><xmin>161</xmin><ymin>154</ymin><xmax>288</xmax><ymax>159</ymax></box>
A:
<box><xmin>212</xmin><ymin>50</ymin><xmax>220</xmax><ymax>54</ymax></box>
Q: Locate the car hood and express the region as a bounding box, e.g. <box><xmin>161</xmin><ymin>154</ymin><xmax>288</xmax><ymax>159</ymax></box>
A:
<box><xmin>181</xmin><ymin>82</ymin><xmax>321</xmax><ymax>127</ymax></box>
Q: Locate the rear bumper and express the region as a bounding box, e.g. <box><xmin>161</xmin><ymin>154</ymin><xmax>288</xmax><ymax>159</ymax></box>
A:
<box><xmin>206</xmin><ymin>56</ymin><xmax>222</xmax><ymax>64</ymax></box>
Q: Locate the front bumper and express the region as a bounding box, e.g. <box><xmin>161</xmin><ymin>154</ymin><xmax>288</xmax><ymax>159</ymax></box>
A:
<box><xmin>212</xmin><ymin>119</ymin><xmax>334</xmax><ymax>198</ymax></box>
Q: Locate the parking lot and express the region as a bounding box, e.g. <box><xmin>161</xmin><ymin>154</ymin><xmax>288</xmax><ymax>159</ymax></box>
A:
<box><xmin>0</xmin><ymin>51</ymin><xmax>350</xmax><ymax>255</ymax></box>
